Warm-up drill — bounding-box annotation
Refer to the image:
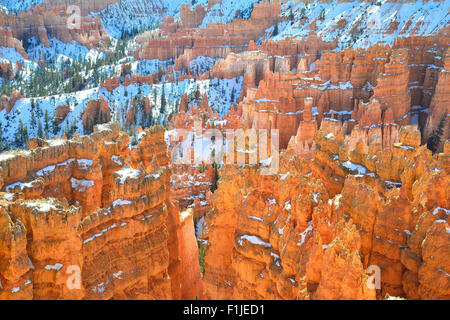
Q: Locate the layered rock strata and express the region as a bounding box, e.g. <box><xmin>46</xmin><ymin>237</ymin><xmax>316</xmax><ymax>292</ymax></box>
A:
<box><xmin>0</xmin><ymin>122</ymin><xmax>202</xmax><ymax>299</ymax></box>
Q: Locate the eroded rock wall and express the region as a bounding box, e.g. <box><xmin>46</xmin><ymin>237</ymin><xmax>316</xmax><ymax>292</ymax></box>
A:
<box><xmin>0</xmin><ymin>122</ymin><xmax>202</xmax><ymax>299</ymax></box>
<box><xmin>202</xmin><ymin>121</ymin><xmax>449</xmax><ymax>300</ymax></box>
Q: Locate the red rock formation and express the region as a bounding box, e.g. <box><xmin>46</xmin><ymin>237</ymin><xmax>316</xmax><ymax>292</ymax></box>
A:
<box><xmin>180</xmin><ymin>4</ymin><xmax>207</xmax><ymax>29</ymax></box>
<box><xmin>202</xmin><ymin>120</ymin><xmax>449</xmax><ymax>300</ymax></box>
<box><xmin>221</xmin><ymin>35</ymin><xmax>448</xmax><ymax>155</ymax></box>
<box><xmin>0</xmin><ymin>91</ymin><xmax>23</xmax><ymax>113</ymax></box>
<box><xmin>55</xmin><ymin>105</ymin><xmax>71</xmax><ymax>124</ymax></box>
<box><xmin>82</xmin><ymin>98</ymin><xmax>111</xmax><ymax>131</ymax></box>
<box><xmin>100</xmin><ymin>75</ymin><xmax>155</xmax><ymax>93</ymax></box>
<box><xmin>0</xmin><ymin>27</ymin><xmax>28</xmax><ymax>58</ymax></box>
<box><xmin>287</xmin><ymin>97</ymin><xmax>317</xmax><ymax>159</ymax></box>
<box><xmin>0</xmin><ymin>123</ymin><xmax>202</xmax><ymax>300</ymax></box>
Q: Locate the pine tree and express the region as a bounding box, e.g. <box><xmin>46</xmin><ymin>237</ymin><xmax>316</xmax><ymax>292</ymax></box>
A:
<box><xmin>160</xmin><ymin>85</ymin><xmax>167</xmax><ymax>116</ymax></box>
<box><xmin>52</xmin><ymin>114</ymin><xmax>59</xmax><ymax>136</ymax></box>
<box><xmin>211</xmin><ymin>162</ymin><xmax>220</xmax><ymax>193</ymax></box>
<box><xmin>22</xmin><ymin>125</ymin><xmax>28</xmax><ymax>149</ymax></box>
<box><xmin>319</xmin><ymin>9</ymin><xmax>326</xmax><ymax>21</ymax></box>
<box><xmin>194</xmin><ymin>85</ymin><xmax>200</xmax><ymax>101</ymax></box>
<box><xmin>300</xmin><ymin>8</ymin><xmax>306</xmax><ymax>19</ymax></box>
<box><xmin>38</xmin><ymin>119</ymin><xmax>43</xmax><ymax>138</ymax></box>
<box><xmin>273</xmin><ymin>23</ymin><xmax>279</xmax><ymax>36</ymax></box>
<box><xmin>15</xmin><ymin>119</ymin><xmax>24</xmax><ymax>148</ymax></box>
<box><xmin>289</xmin><ymin>7</ymin><xmax>295</xmax><ymax>21</ymax></box>
<box><xmin>44</xmin><ymin>109</ymin><xmax>50</xmax><ymax>135</ymax></box>
<box><xmin>30</xmin><ymin>99</ymin><xmax>37</xmax><ymax>128</ymax></box>
<box><xmin>153</xmin><ymin>88</ymin><xmax>157</xmax><ymax>104</ymax></box>
<box><xmin>15</xmin><ymin>119</ymin><xmax>29</xmax><ymax>149</ymax></box>
<box><xmin>427</xmin><ymin>114</ymin><xmax>447</xmax><ymax>154</ymax></box>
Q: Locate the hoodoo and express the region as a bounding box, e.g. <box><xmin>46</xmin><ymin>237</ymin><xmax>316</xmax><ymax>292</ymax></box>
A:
<box><xmin>0</xmin><ymin>0</ymin><xmax>448</xmax><ymax>302</ymax></box>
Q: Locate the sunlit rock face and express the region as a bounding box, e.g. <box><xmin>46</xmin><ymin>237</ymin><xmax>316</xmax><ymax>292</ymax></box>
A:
<box><xmin>0</xmin><ymin>122</ymin><xmax>202</xmax><ymax>300</ymax></box>
<box><xmin>202</xmin><ymin>121</ymin><xmax>449</xmax><ymax>300</ymax></box>
<box><xmin>0</xmin><ymin>0</ymin><xmax>449</xmax><ymax>301</ymax></box>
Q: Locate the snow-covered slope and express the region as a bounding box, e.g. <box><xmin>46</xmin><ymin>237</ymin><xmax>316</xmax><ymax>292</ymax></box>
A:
<box><xmin>263</xmin><ymin>0</ymin><xmax>450</xmax><ymax>49</ymax></box>
<box><xmin>0</xmin><ymin>76</ymin><xmax>242</xmax><ymax>150</ymax></box>
<box><xmin>94</xmin><ymin>0</ymin><xmax>192</xmax><ymax>38</ymax></box>
<box><xmin>27</xmin><ymin>38</ymin><xmax>92</xmax><ymax>62</ymax></box>
<box><xmin>0</xmin><ymin>46</ymin><xmax>38</xmax><ymax>81</ymax></box>
<box><xmin>197</xmin><ymin>0</ymin><xmax>259</xmax><ymax>28</ymax></box>
<box><xmin>0</xmin><ymin>0</ymin><xmax>44</xmax><ymax>13</ymax></box>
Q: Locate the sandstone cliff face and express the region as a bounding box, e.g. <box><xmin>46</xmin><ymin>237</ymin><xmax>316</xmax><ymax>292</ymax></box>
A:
<box><xmin>0</xmin><ymin>91</ymin><xmax>23</xmax><ymax>113</ymax></box>
<box><xmin>0</xmin><ymin>122</ymin><xmax>202</xmax><ymax>299</ymax></box>
<box><xmin>0</xmin><ymin>27</ymin><xmax>28</xmax><ymax>59</ymax></box>
<box><xmin>222</xmin><ymin>34</ymin><xmax>447</xmax><ymax>152</ymax></box>
<box><xmin>179</xmin><ymin>4</ymin><xmax>207</xmax><ymax>29</ymax></box>
<box><xmin>202</xmin><ymin>121</ymin><xmax>449</xmax><ymax>300</ymax></box>
<box><xmin>423</xmin><ymin>50</ymin><xmax>450</xmax><ymax>152</ymax></box>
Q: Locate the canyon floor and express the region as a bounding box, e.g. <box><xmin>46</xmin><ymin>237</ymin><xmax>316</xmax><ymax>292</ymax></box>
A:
<box><xmin>0</xmin><ymin>0</ymin><xmax>449</xmax><ymax>300</ymax></box>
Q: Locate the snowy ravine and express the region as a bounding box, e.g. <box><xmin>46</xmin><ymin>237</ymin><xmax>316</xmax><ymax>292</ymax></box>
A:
<box><xmin>0</xmin><ymin>0</ymin><xmax>44</xmax><ymax>13</ymax></box>
<box><xmin>0</xmin><ymin>76</ymin><xmax>243</xmax><ymax>150</ymax></box>
<box><xmin>261</xmin><ymin>0</ymin><xmax>450</xmax><ymax>49</ymax></box>
<box><xmin>26</xmin><ymin>38</ymin><xmax>105</xmax><ymax>63</ymax></box>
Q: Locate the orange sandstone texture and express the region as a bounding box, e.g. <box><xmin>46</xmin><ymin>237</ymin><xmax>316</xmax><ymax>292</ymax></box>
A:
<box><xmin>202</xmin><ymin>121</ymin><xmax>449</xmax><ymax>300</ymax></box>
<box><xmin>135</xmin><ymin>0</ymin><xmax>282</xmax><ymax>63</ymax></box>
<box><xmin>0</xmin><ymin>122</ymin><xmax>202</xmax><ymax>300</ymax></box>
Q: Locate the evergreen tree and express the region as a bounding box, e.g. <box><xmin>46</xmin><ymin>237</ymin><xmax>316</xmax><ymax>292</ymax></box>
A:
<box><xmin>319</xmin><ymin>9</ymin><xmax>326</xmax><ymax>21</ymax></box>
<box><xmin>289</xmin><ymin>7</ymin><xmax>295</xmax><ymax>21</ymax></box>
<box><xmin>15</xmin><ymin>119</ymin><xmax>28</xmax><ymax>149</ymax></box>
<box><xmin>300</xmin><ymin>8</ymin><xmax>306</xmax><ymax>19</ymax></box>
<box><xmin>38</xmin><ymin>119</ymin><xmax>43</xmax><ymax>138</ymax></box>
<box><xmin>160</xmin><ymin>85</ymin><xmax>167</xmax><ymax>115</ymax></box>
<box><xmin>211</xmin><ymin>162</ymin><xmax>220</xmax><ymax>193</ymax></box>
<box><xmin>273</xmin><ymin>23</ymin><xmax>279</xmax><ymax>36</ymax></box>
<box><xmin>15</xmin><ymin>119</ymin><xmax>24</xmax><ymax>147</ymax></box>
<box><xmin>52</xmin><ymin>114</ymin><xmax>59</xmax><ymax>136</ymax></box>
<box><xmin>30</xmin><ymin>99</ymin><xmax>37</xmax><ymax>128</ymax></box>
<box><xmin>153</xmin><ymin>88</ymin><xmax>158</xmax><ymax>104</ymax></box>
<box><xmin>194</xmin><ymin>85</ymin><xmax>200</xmax><ymax>101</ymax></box>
